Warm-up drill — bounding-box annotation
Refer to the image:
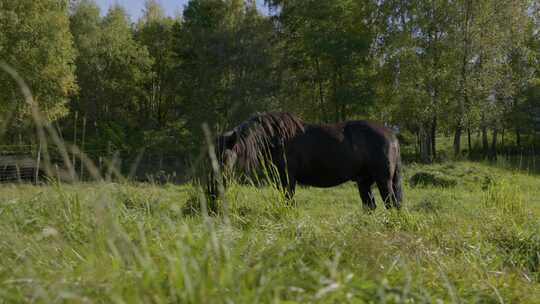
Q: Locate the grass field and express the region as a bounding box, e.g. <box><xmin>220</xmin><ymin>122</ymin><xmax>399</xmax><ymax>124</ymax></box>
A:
<box><xmin>1</xmin><ymin>161</ymin><xmax>540</xmax><ymax>303</ymax></box>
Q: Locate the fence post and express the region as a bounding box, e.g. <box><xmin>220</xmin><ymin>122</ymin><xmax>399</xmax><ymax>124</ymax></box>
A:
<box><xmin>15</xmin><ymin>164</ymin><xmax>21</xmax><ymax>183</ymax></box>
<box><xmin>72</xmin><ymin>111</ymin><xmax>78</xmax><ymax>180</ymax></box>
<box><xmin>35</xmin><ymin>142</ymin><xmax>41</xmax><ymax>184</ymax></box>
<box><xmin>55</xmin><ymin>164</ymin><xmax>60</xmax><ymax>182</ymax></box>
<box><xmin>80</xmin><ymin>116</ymin><xmax>86</xmax><ymax>181</ymax></box>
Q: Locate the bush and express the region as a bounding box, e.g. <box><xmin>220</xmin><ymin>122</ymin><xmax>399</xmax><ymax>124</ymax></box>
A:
<box><xmin>409</xmin><ymin>171</ymin><xmax>457</xmax><ymax>188</ymax></box>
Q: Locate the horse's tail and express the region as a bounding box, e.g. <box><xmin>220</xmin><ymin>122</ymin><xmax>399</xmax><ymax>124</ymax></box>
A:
<box><xmin>392</xmin><ymin>143</ymin><xmax>404</xmax><ymax>207</ymax></box>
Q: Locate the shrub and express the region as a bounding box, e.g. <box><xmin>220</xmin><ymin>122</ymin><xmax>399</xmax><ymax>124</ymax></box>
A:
<box><xmin>409</xmin><ymin>171</ymin><xmax>457</xmax><ymax>188</ymax></box>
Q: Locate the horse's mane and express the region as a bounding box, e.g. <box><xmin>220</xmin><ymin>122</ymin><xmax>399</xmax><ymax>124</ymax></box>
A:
<box><xmin>232</xmin><ymin>112</ymin><xmax>305</xmax><ymax>169</ymax></box>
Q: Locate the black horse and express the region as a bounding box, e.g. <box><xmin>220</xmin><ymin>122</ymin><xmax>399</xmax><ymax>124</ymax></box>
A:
<box><xmin>209</xmin><ymin>112</ymin><xmax>402</xmax><ymax>209</ymax></box>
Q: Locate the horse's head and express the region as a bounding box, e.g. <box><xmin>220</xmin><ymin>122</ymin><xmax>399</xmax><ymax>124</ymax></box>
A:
<box><xmin>206</xmin><ymin>112</ymin><xmax>305</xmax><ymax>201</ymax></box>
<box><xmin>215</xmin><ymin>130</ymin><xmax>238</xmax><ymax>171</ymax></box>
<box><xmin>207</xmin><ymin>130</ymin><xmax>238</xmax><ymax>201</ymax></box>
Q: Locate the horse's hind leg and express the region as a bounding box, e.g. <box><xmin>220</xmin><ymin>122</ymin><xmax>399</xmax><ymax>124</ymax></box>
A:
<box><xmin>376</xmin><ymin>179</ymin><xmax>398</xmax><ymax>209</ymax></box>
<box><xmin>357</xmin><ymin>179</ymin><xmax>376</xmax><ymax>211</ymax></box>
<box><xmin>391</xmin><ymin>181</ymin><xmax>402</xmax><ymax>209</ymax></box>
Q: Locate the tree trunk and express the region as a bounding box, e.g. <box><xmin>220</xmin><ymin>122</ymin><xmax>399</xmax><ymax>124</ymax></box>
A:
<box><xmin>456</xmin><ymin>0</ymin><xmax>471</xmax><ymax>159</ymax></box>
<box><xmin>501</xmin><ymin>128</ymin><xmax>505</xmax><ymax>152</ymax></box>
<box><xmin>332</xmin><ymin>70</ymin><xmax>339</xmax><ymax>122</ymax></box>
<box><xmin>467</xmin><ymin>128</ymin><xmax>472</xmax><ymax>153</ymax></box>
<box><xmin>453</xmin><ymin>126</ymin><xmax>462</xmax><ymax>157</ymax></box>
<box><xmin>482</xmin><ymin>126</ymin><xmax>489</xmax><ymax>155</ymax></box>
<box><xmin>416</xmin><ymin>131</ymin><xmax>420</xmax><ymax>156</ymax></box>
<box><xmin>420</xmin><ymin>129</ymin><xmax>428</xmax><ymax>163</ymax></box>
<box><xmin>490</xmin><ymin>128</ymin><xmax>498</xmax><ymax>160</ymax></box>
<box><xmin>516</xmin><ymin>127</ymin><xmax>521</xmax><ymax>147</ymax></box>
<box><xmin>420</xmin><ymin>125</ymin><xmax>432</xmax><ymax>163</ymax></box>
<box><xmin>315</xmin><ymin>58</ymin><xmax>326</xmax><ymax>122</ymax></box>
<box><xmin>431</xmin><ymin>116</ymin><xmax>437</xmax><ymax>160</ymax></box>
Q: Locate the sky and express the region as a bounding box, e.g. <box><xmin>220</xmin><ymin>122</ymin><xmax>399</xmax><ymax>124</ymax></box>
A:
<box><xmin>95</xmin><ymin>0</ymin><xmax>186</xmax><ymax>20</ymax></box>
<box><xmin>95</xmin><ymin>0</ymin><xmax>268</xmax><ymax>21</ymax></box>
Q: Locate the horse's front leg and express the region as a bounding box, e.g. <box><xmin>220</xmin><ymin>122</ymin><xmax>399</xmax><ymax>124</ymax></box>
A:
<box><xmin>356</xmin><ymin>178</ymin><xmax>376</xmax><ymax>211</ymax></box>
<box><xmin>283</xmin><ymin>175</ymin><xmax>296</xmax><ymax>201</ymax></box>
<box><xmin>272</xmin><ymin>151</ymin><xmax>296</xmax><ymax>202</ymax></box>
<box><xmin>276</xmin><ymin>167</ymin><xmax>295</xmax><ymax>202</ymax></box>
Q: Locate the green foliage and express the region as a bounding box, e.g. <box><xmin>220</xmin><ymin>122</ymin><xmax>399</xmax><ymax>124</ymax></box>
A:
<box><xmin>520</xmin><ymin>78</ymin><xmax>540</xmax><ymax>133</ymax></box>
<box><xmin>272</xmin><ymin>0</ymin><xmax>375</xmax><ymax>122</ymax></box>
<box><xmin>0</xmin><ymin>0</ymin><xmax>77</xmax><ymax>141</ymax></box>
<box><xmin>69</xmin><ymin>1</ymin><xmax>154</xmax><ymax>155</ymax></box>
<box><xmin>2</xmin><ymin>0</ymin><xmax>540</xmax><ymax>168</ymax></box>
<box><xmin>2</xmin><ymin>1</ymin><xmax>540</xmax><ymax>301</ymax></box>
<box><xmin>174</xmin><ymin>0</ymin><xmax>278</xmax><ymax>149</ymax></box>
<box><xmin>374</xmin><ymin>0</ymin><xmax>537</xmax><ymax>160</ymax></box>
<box><xmin>133</xmin><ymin>1</ymin><xmax>183</xmax><ymax>153</ymax></box>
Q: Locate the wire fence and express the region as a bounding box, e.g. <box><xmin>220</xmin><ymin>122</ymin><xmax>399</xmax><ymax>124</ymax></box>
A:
<box><xmin>0</xmin><ymin>144</ymin><xmax>189</xmax><ymax>184</ymax></box>
<box><xmin>0</xmin><ymin>144</ymin><xmax>59</xmax><ymax>184</ymax></box>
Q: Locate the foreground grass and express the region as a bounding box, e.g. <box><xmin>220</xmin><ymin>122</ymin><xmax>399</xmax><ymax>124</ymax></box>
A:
<box><xmin>1</xmin><ymin>162</ymin><xmax>539</xmax><ymax>303</ymax></box>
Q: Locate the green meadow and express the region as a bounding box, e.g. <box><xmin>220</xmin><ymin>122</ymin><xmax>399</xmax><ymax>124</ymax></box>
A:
<box><xmin>1</xmin><ymin>161</ymin><xmax>539</xmax><ymax>303</ymax></box>
<box><xmin>3</xmin><ymin>0</ymin><xmax>540</xmax><ymax>303</ymax></box>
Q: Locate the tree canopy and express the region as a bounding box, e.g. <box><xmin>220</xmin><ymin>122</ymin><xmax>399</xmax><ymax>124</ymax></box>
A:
<box><xmin>1</xmin><ymin>0</ymin><xmax>540</xmax><ymax>170</ymax></box>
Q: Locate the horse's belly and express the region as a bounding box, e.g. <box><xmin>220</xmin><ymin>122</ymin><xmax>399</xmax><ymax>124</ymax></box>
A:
<box><xmin>295</xmin><ymin>169</ymin><xmax>353</xmax><ymax>187</ymax></box>
<box><xmin>289</xmin><ymin>138</ymin><xmax>360</xmax><ymax>187</ymax></box>
<box><xmin>297</xmin><ymin>178</ymin><xmax>348</xmax><ymax>187</ymax></box>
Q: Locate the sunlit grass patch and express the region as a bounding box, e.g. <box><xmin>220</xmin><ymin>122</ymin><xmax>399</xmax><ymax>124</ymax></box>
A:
<box><xmin>1</xmin><ymin>162</ymin><xmax>540</xmax><ymax>302</ymax></box>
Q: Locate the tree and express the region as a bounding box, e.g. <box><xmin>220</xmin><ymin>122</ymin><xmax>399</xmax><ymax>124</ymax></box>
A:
<box><xmin>135</xmin><ymin>0</ymin><xmax>178</xmax><ymax>129</ymax></box>
<box><xmin>375</xmin><ymin>0</ymin><xmax>535</xmax><ymax>160</ymax></box>
<box><xmin>374</xmin><ymin>0</ymin><xmax>458</xmax><ymax>162</ymax></box>
<box><xmin>69</xmin><ymin>2</ymin><xmax>153</xmax><ymax>153</ymax></box>
<box><xmin>269</xmin><ymin>0</ymin><xmax>375</xmax><ymax>122</ymax></box>
<box><xmin>0</xmin><ymin>0</ymin><xmax>77</xmax><ymax>143</ymax></box>
<box><xmin>134</xmin><ymin>0</ymin><xmax>185</xmax><ymax>153</ymax></box>
<box><xmin>450</xmin><ymin>0</ymin><xmax>532</xmax><ymax>157</ymax></box>
<box><xmin>491</xmin><ymin>0</ymin><xmax>536</xmax><ymax>153</ymax></box>
<box><xmin>69</xmin><ymin>0</ymin><xmax>102</xmax><ymax>128</ymax></box>
<box><xmin>174</xmin><ymin>0</ymin><xmax>277</xmax><ymax>149</ymax></box>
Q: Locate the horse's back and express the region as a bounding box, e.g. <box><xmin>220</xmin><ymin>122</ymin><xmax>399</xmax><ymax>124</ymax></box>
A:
<box><xmin>286</xmin><ymin>120</ymin><xmax>397</xmax><ymax>187</ymax></box>
<box><xmin>344</xmin><ymin>120</ymin><xmax>396</xmax><ymax>143</ymax></box>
